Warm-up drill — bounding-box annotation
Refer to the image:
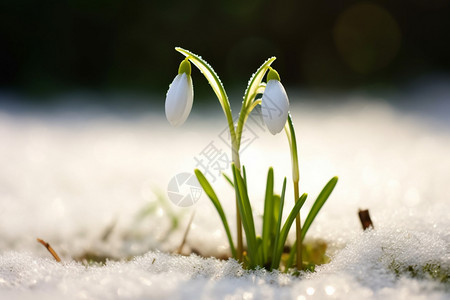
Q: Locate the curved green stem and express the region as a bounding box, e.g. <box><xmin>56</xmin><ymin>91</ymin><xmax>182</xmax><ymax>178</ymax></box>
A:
<box><xmin>236</xmin><ymin>57</ymin><xmax>276</xmax><ymax>149</ymax></box>
<box><xmin>284</xmin><ymin>114</ymin><xmax>302</xmax><ymax>270</ymax></box>
<box><xmin>175</xmin><ymin>49</ymin><xmax>280</xmax><ymax>264</ymax></box>
<box><xmin>176</xmin><ymin>47</ymin><xmax>245</xmax><ymax>260</ymax></box>
<box><xmin>285</xmin><ymin>114</ymin><xmax>299</xmax><ymax>183</ymax></box>
<box><xmin>175</xmin><ymin>47</ymin><xmax>238</xmax><ymax>153</ymax></box>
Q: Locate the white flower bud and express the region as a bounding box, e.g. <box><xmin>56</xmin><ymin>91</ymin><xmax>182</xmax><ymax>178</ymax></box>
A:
<box><xmin>261</xmin><ymin>79</ymin><xmax>289</xmax><ymax>134</ymax></box>
<box><xmin>165</xmin><ymin>73</ymin><xmax>194</xmax><ymax>126</ymax></box>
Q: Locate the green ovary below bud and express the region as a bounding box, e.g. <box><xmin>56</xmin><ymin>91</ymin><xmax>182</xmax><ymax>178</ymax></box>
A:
<box><xmin>178</xmin><ymin>58</ymin><xmax>192</xmax><ymax>76</ymax></box>
<box><xmin>267</xmin><ymin>67</ymin><xmax>281</xmax><ymax>81</ymax></box>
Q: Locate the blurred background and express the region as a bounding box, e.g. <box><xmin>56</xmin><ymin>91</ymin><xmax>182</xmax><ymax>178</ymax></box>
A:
<box><xmin>1</xmin><ymin>0</ymin><xmax>450</xmax><ymax>107</ymax></box>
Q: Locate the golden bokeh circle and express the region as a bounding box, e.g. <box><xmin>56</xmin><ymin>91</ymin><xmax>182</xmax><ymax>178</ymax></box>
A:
<box><xmin>334</xmin><ymin>2</ymin><xmax>402</xmax><ymax>74</ymax></box>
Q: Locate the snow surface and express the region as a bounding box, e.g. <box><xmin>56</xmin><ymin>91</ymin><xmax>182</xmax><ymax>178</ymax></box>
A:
<box><xmin>0</xmin><ymin>95</ymin><xmax>449</xmax><ymax>299</ymax></box>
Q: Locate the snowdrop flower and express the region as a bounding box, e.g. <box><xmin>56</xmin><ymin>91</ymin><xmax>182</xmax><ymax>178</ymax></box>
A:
<box><xmin>165</xmin><ymin>59</ymin><xmax>194</xmax><ymax>126</ymax></box>
<box><xmin>261</xmin><ymin>68</ymin><xmax>290</xmax><ymax>135</ymax></box>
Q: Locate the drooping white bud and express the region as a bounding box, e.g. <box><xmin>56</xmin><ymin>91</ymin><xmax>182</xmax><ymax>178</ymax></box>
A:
<box><xmin>261</xmin><ymin>71</ymin><xmax>289</xmax><ymax>134</ymax></box>
<box><xmin>165</xmin><ymin>66</ymin><xmax>194</xmax><ymax>126</ymax></box>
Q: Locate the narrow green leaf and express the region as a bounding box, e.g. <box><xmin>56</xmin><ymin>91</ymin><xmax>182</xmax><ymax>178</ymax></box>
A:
<box><xmin>236</xmin><ymin>57</ymin><xmax>276</xmax><ymax>149</ymax></box>
<box><xmin>271</xmin><ymin>195</ymin><xmax>281</xmax><ymax>241</ymax></box>
<box><xmin>243</xmin><ymin>57</ymin><xmax>276</xmax><ymax>107</ymax></box>
<box><xmin>302</xmin><ymin>176</ymin><xmax>338</xmax><ymax>238</ymax></box>
<box><xmin>297</xmin><ymin>193</ymin><xmax>308</xmax><ymax>210</ymax></box>
<box><xmin>242</xmin><ymin>165</ymin><xmax>248</xmax><ymax>185</ymax></box>
<box><xmin>194</xmin><ymin>169</ymin><xmax>236</xmax><ymax>258</ymax></box>
<box><xmin>272</xmin><ymin>192</ymin><xmax>308</xmax><ymax>269</ymax></box>
<box><xmin>222</xmin><ymin>172</ymin><xmax>234</xmax><ymax>188</ymax></box>
<box><xmin>262</xmin><ymin>194</ymin><xmax>282</xmax><ymax>267</ymax></box>
<box><xmin>286</xmin><ymin>177</ymin><xmax>338</xmax><ymax>269</ymax></box>
<box><xmin>256</xmin><ymin>236</ymin><xmax>263</xmax><ymax>266</ymax></box>
<box><xmin>270</xmin><ymin>178</ymin><xmax>287</xmax><ymax>270</ymax></box>
<box><xmin>232</xmin><ymin>164</ymin><xmax>258</xmax><ymax>267</ymax></box>
<box><xmin>284</xmin><ymin>193</ymin><xmax>308</xmax><ymax>270</ymax></box>
<box><xmin>261</xmin><ymin>168</ymin><xmax>274</xmax><ymax>263</ymax></box>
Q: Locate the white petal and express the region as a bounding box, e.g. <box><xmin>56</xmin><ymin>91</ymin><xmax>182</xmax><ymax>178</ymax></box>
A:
<box><xmin>165</xmin><ymin>73</ymin><xmax>194</xmax><ymax>126</ymax></box>
<box><xmin>261</xmin><ymin>80</ymin><xmax>289</xmax><ymax>134</ymax></box>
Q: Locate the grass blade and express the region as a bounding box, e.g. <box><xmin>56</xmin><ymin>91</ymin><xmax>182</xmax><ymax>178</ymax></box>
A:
<box><xmin>243</xmin><ymin>57</ymin><xmax>276</xmax><ymax>107</ymax></box>
<box><xmin>284</xmin><ymin>193</ymin><xmax>309</xmax><ymax>269</ymax></box>
<box><xmin>272</xmin><ymin>192</ymin><xmax>308</xmax><ymax>270</ymax></box>
<box><xmin>261</xmin><ymin>168</ymin><xmax>274</xmax><ymax>263</ymax></box>
<box><xmin>194</xmin><ymin>169</ymin><xmax>236</xmax><ymax>258</ymax></box>
<box><xmin>302</xmin><ymin>176</ymin><xmax>338</xmax><ymax>238</ymax></box>
<box><xmin>286</xmin><ymin>177</ymin><xmax>338</xmax><ymax>269</ymax></box>
<box><xmin>236</xmin><ymin>57</ymin><xmax>276</xmax><ymax>149</ymax></box>
<box><xmin>232</xmin><ymin>164</ymin><xmax>258</xmax><ymax>267</ymax></box>
<box><xmin>222</xmin><ymin>172</ymin><xmax>234</xmax><ymax>187</ymax></box>
<box><xmin>270</xmin><ymin>178</ymin><xmax>287</xmax><ymax>270</ymax></box>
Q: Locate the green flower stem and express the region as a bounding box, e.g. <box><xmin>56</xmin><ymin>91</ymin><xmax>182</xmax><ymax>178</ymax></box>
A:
<box><xmin>174</xmin><ymin>49</ymin><xmax>279</xmax><ymax>263</ymax></box>
<box><xmin>175</xmin><ymin>48</ymin><xmax>238</xmax><ymax>152</ymax></box>
<box><xmin>293</xmin><ymin>181</ymin><xmax>302</xmax><ymax>270</ymax></box>
<box><xmin>171</xmin><ymin>48</ymin><xmax>338</xmax><ymax>271</ymax></box>
<box><xmin>248</xmin><ymin>100</ymin><xmax>262</xmax><ymax>114</ymax></box>
<box><xmin>235</xmin><ymin>99</ymin><xmax>262</xmax><ymax>151</ymax></box>
<box><xmin>285</xmin><ymin>114</ymin><xmax>302</xmax><ymax>270</ymax></box>
<box><xmin>236</xmin><ymin>57</ymin><xmax>276</xmax><ymax>149</ymax></box>
<box><xmin>175</xmin><ymin>47</ymin><xmax>244</xmax><ymax>261</ymax></box>
<box><xmin>231</xmin><ymin>141</ymin><xmax>243</xmax><ymax>261</ymax></box>
<box><xmin>234</xmin><ymin>178</ymin><xmax>243</xmax><ymax>261</ymax></box>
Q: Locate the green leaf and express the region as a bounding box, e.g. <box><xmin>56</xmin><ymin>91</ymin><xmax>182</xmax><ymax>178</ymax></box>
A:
<box><xmin>232</xmin><ymin>164</ymin><xmax>258</xmax><ymax>267</ymax></box>
<box><xmin>271</xmin><ymin>195</ymin><xmax>281</xmax><ymax>240</ymax></box>
<box><xmin>284</xmin><ymin>193</ymin><xmax>308</xmax><ymax>270</ymax></box>
<box><xmin>243</xmin><ymin>57</ymin><xmax>276</xmax><ymax>108</ymax></box>
<box><xmin>286</xmin><ymin>177</ymin><xmax>338</xmax><ymax>269</ymax></box>
<box><xmin>236</xmin><ymin>57</ymin><xmax>276</xmax><ymax>149</ymax></box>
<box><xmin>261</xmin><ymin>168</ymin><xmax>274</xmax><ymax>263</ymax></box>
<box><xmin>272</xmin><ymin>192</ymin><xmax>308</xmax><ymax>270</ymax></box>
<box><xmin>243</xmin><ymin>165</ymin><xmax>248</xmax><ymax>185</ymax></box>
<box><xmin>222</xmin><ymin>172</ymin><xmax>234</xmax><ymax>187</ymax></box>
<box><xmin>256</xmin><ymin>236</ymin><xmax>263</xmax><ymax>266</ymax></box>
<box><xmin>194</xmin><ymin>169</ymin><xmax>236</xmax><ymax>258</ymax></box>
<box><xmin>270</xmin><ymin>177</ymin><xmax>287</xmax><ymax>270</ymax></box>
<box><xmin>302</xmin><ymin>176</ymin><xmax>338</xmax><ymax>238</ymax></box>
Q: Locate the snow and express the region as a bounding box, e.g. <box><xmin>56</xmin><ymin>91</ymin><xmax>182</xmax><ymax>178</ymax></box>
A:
<box><xmin>0</xmin><ymin>95</ymin><xmax>449</xmax><ymax>299</ymax></box>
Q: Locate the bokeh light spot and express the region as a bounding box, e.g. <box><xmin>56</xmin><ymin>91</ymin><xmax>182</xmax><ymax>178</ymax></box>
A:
<box><xmin>334</xmin><ymin>2</ymin><xmax>401</xmax><ymax>74</ymax></box>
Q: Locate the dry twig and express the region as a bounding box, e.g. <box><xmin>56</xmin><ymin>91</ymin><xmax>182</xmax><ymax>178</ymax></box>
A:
<box><xmin>176</xmin><ymin>211</ymin><xmax>196</xmax><ymax>254</ymax></box>
<box><xmin>37</xmin><ymin>238</ymin><xmax>61</xmax><ymax>262</ymax></box>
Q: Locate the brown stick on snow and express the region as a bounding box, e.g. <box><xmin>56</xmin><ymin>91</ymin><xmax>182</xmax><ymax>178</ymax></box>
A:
<box><xmin>358</xmin><ymin>209</ymin><xmax>374</xmax><ymax>230</ymax></box>
<box><xmin>37</xmin><ymin>238</ymin><xmax>61</xmax><ymax>262</ymax></box>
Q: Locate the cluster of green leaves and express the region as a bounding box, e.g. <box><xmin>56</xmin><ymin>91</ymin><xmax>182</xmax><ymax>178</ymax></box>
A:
<box><xmin>174</xmin><ymin>47</ymin><xmax>338</xmax><ymax>271</ymax></box>
<box><xmin>196</xmin><ymin>166</ymin><xmax>337</xmax><ymax>270</ymax></box>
